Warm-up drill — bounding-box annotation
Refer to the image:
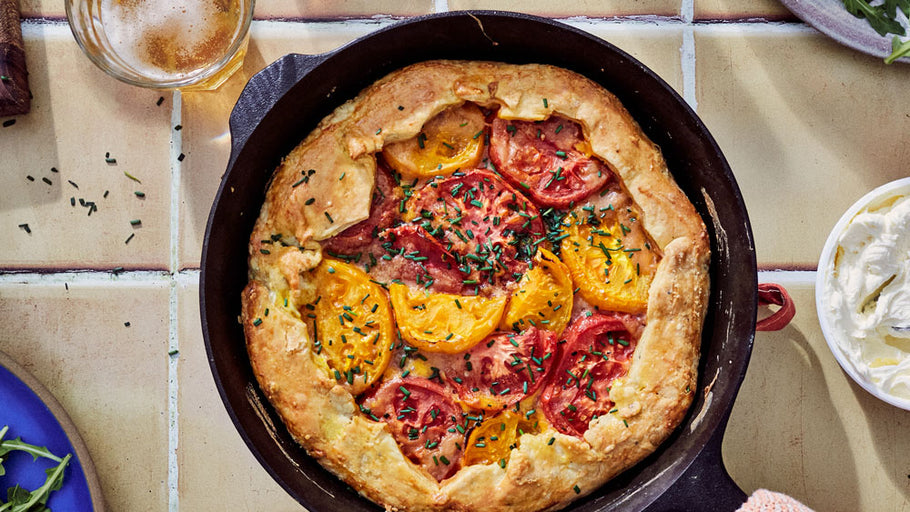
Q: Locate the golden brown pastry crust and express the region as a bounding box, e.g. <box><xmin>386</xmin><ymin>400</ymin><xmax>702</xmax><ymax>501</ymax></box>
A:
<box><xmin>241</xmin><ymin>60</ymin><xmax>710</xmax><ymax>512</ymax></box>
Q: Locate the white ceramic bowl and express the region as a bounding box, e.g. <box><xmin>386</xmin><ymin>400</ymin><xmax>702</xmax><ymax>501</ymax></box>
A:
<box><xmin>816</xmin><ymin>177</ymin><xmax>910</xmax><ymax>411</ymax></box>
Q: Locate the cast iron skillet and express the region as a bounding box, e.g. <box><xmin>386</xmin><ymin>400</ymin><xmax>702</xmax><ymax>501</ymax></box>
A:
<box><xmin>201</xmin><ymin>10</ymin><xmax>757</xmax><ymax>512</ymax></box>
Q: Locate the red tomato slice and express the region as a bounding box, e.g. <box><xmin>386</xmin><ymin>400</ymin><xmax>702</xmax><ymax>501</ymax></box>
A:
<box><xmin>374</xmin><ymin>224</ymin><xmax>471</xmax><ymax>295</ymax></box>
<box><xmin>405</xmin><ymin>169</ymin><xmax>545</xmax><ymax>284</ymax></box>
<box><xmin>359</xmin><ymin>377</ymin><xmax>465</xmax><ymax>481</ymax></box>
<box><xmin>489</xmin><ymin>116</ymin><xmax>611</xmax><ymax>208</ymax></box>
<box><xmin>540</xmin><ymin>312</ymin><xmax>643</xmax><ymax>437</ymax></box>
<box><xmin>322</xmin><ymin>158</ymin><xmax>402</xmax><ymax>255</ymax></box>
<box><xmin>442</xmin><ymin>327</ymin><xmax>558</xmax><ymax>411</ymax></box>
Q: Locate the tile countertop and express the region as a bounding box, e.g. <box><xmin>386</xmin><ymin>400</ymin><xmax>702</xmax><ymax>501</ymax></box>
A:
<box><xmin>1</xmin><ymin>2</ymin><xmax>909</xmax><ymax>511</ymax></box>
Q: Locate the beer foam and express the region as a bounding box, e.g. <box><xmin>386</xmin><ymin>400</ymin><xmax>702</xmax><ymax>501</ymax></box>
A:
<box><xmin>100</xmin><ymin>0</ymin><xmax>243</xmax><ymax>81</ymax></box>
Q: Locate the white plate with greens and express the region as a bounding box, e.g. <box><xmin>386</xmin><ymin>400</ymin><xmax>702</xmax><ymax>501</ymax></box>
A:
<box><xmin>781</xmin><ymin>0</ymin><xmax>910</xmax><ymax>64</ymax></box>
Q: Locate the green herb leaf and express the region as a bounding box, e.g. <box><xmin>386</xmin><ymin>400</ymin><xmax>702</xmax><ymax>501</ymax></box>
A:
<box><xmin>0</xmin><ymin>426</ymin><xmax>72</xmax><ymax>512</ymax></box>
<box><xmin>886</xmin><ymin>35</ymin><xmax>910</xmax><ymax>64</ymax></box>
<box><xmin>843</xmin><ymin>0</ymin><xmax>906</xmax><ymax>36</ymax></box>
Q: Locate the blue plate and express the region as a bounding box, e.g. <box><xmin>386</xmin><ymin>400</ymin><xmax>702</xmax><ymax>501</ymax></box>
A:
<box><xmin>0</xmin><ymin>352</ymin><xmax>103</xmax><ymax>511</ymax></box>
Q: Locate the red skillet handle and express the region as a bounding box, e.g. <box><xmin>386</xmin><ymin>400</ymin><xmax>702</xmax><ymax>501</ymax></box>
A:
<box><xmin>756</xmin><ymin>283</ymin><xmax>794</xmax><ymax>331</ymax></box>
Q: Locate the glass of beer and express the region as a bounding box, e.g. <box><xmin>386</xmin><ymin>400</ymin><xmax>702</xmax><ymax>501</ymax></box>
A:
<box><xmin>66</xmin><ymin>0</ymin><xmax>254</xmax><ymax>91</ymax></box>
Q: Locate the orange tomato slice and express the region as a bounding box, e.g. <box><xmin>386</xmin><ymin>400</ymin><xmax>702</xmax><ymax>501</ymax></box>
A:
<box><xmin>559</xmin><ymin>210</ymin><xmax>658</xmax><ymax>314</ymax></box>
<box><xmin>463</xmin><ymin>410</ymin><xmax>544</xmax><ymax>467</ymax></box>
<box><xmin>382</xmin><ymin>103</ymin><xmax>485</xmax><ymax>178</ymax></box>
<box><xmin>388</xmin><ymin>283</ymin><xmax>506</xmax><ymax>353</ymax></box>
<box><xmin>500</xmin><ymin>248</ymin><xmax>573</xmax><ymax>335</ymax></box>
<box><xmin>308</xmin><ymin>258</ymin><xmax>395</xmax><ymax>394</ymax></box>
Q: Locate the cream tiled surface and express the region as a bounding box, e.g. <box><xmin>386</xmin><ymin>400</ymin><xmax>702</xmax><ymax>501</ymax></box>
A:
<box><xmin>725</xmin><ymin>280</ymin><xmax>910</xmax><ymax>512</ymax></box>
<box><xmin>3</xmin><ymin>2</ymin><xmax>910</xmax><ymax>511</ymax></box>
<box><xmin>253</xmin><ymin>0</ymin><xmax>434</xmax><ymax>19</ymax></box>
<box><xmin>695</xmin><ymin>26</ymin><xmax>910</xmax><ymax>269</ymax></box>
<box><xmin>176</xmin><ymin>280</ymin><xmax>301</xmax><ymax>510</ymax></box>
<box><xmin>447</xmin><ymin>0</ymin><xmax>680</xmax><ymax>17</ymax></box>
<box><xmin>1</xmin><ymin>26</ymin><xmax>172</xmax><ymax>270</ymax></box>
<box><xmin>0</xmin><ymin>279</ymin><xmax>170</xmax><ymax>511</ymax></box>
<box><xmin>692</xmin><ymin>0</ymin><xmax>793</xmax><ymax>20</ymax></box>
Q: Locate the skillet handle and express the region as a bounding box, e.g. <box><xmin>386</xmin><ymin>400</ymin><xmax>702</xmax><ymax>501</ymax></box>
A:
<box><xmin>227</xmin><ymin>52</ymin><xmax>330</xmax><ymax>167</ymax></box>
<box><xmin>643</xmin><ymin>414</ymin><xmax>746</xmax><ymax>512</ymax></box>
<box><xmin>756</xmin><ymin>283</ymin><xmax>795</xmax><ymax>331</ymax></box>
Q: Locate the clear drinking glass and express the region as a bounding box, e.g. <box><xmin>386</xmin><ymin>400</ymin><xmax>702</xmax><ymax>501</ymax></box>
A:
<box><xmin>65</xmin><ymin>0</ymin><xmax>254</xmax><ymax>91</ymax></box>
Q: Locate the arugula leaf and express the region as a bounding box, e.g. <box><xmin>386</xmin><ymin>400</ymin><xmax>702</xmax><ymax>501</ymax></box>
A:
<box><xmin>883</xmin><ymin>0</ymin><xmax>910</xmax><ymax>17</ymax></box>
<box><xmin>886</xmin><ymin>35</ymin><xmax>910</xmax><ymax>63</ymax></box>
<box><xmin>0</xmin><ymin>426</ymin><xmax>71</xmax><ymax>512</ymax></box>
<box><xmin>843</xmin><ymin>0</ymin><xmax>910</xmax><ymax>63</ymax></box>
<box><xmin>844</xmin><ymin>0</ymin><xmax>906</xmax><ymax>36</ymax></box>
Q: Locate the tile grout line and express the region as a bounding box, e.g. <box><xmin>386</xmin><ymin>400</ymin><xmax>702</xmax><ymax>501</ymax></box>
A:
<box><xmin>681</xmin><ymin>28</ymin><xmax>697</xmax><ymax>111</ymax></box>
<box><xmin>680</xmin><ymin>0</ymin><xmax>697</xmax><ymax>112</ymax></box>
<box><xmin>167</xmin><ymin>90</ymin><xmax>183</xmax><ymax>512</ymax></box>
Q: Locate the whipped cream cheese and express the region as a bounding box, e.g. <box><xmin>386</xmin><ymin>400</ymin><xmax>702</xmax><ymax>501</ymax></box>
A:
<box><xmin>824</xmin><ymin>191</ymin><xmax>910</xmax><ymax>402</ymax></box>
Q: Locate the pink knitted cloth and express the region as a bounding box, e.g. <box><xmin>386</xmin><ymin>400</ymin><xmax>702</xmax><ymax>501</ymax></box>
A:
<box><xmin>736</xmin><ymin>489</ymin><xmax>814</xmax><ymax>512</ymax></box>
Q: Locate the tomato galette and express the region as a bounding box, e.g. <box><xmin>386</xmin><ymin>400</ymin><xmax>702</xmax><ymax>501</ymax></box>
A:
<box><xmin>241</xmin><ymin>60</ymin><xmax>710</xmax><ymax>512</ymax></box>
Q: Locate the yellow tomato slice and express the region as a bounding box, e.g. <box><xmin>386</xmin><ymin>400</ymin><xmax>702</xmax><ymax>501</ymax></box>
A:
<box><xmin>382</xmin><ymin>103</ymin><xmax>485</xmax><ymax>178</ymax></box>
<box><xmin>388</xmin><ymin>283</ymin><xmax>506</xmax><ymax>353</ymax></box>
<box><xmin>463</xmin><ymin>410</ymin><xmax>544</xmax><ymax>467</ymax></box>
<box><xmin>308</xmin><ymin>258</ymin><xmax>395</xmax><ymax>395</ymax></box>
<box><xmin>500</xmin><ymin>248</ymin><xmax>573</xmax><ymax>335</ymax></box>
<box><xmin>560</xmin><ymin>211</ymin><xmax>658</xmax><ymax>314</ymax></box>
